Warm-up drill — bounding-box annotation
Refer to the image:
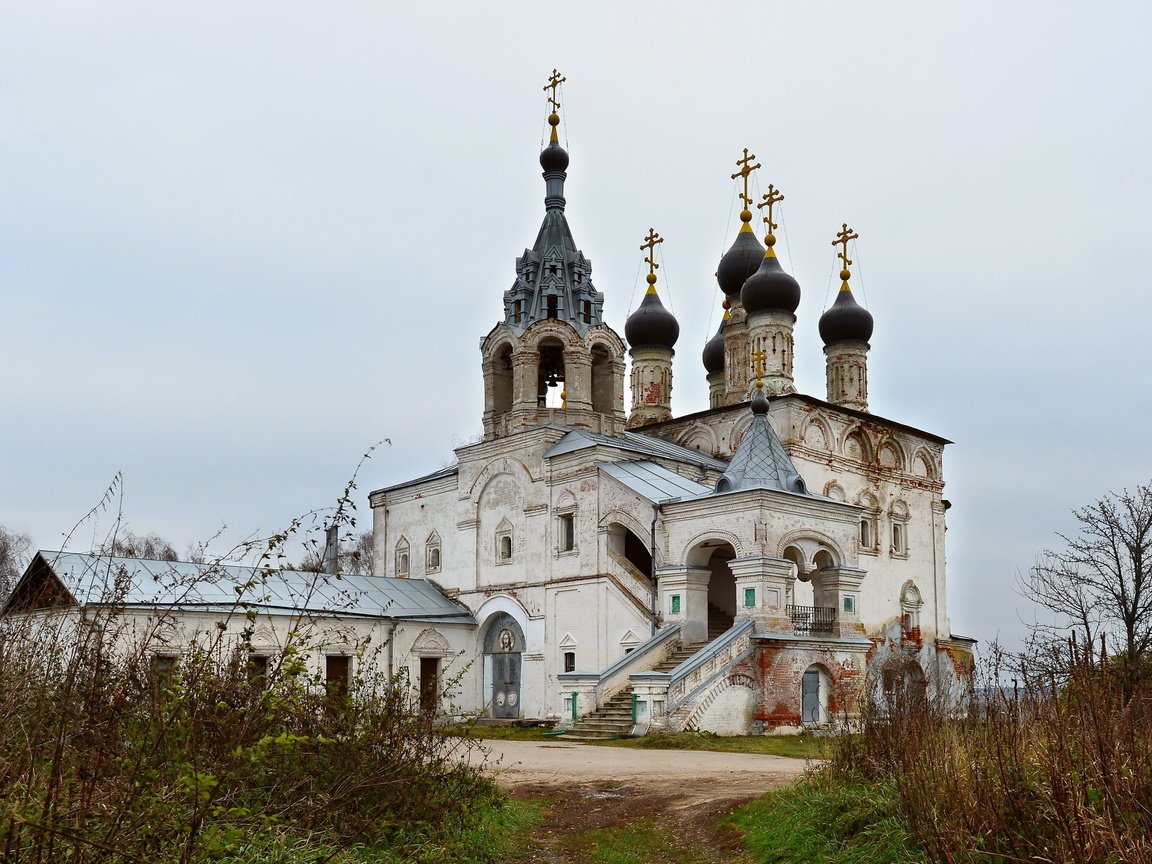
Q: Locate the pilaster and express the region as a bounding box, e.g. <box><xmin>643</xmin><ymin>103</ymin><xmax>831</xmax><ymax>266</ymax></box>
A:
<box><xmin>656</xmin><ymin>566</ymin><xmax>710</xmax><ymax>644</ymax></box>
<box><xmin>727</xmin><ymin>556</ymin><xmax>795</xmax><ymax>633</ymax></box>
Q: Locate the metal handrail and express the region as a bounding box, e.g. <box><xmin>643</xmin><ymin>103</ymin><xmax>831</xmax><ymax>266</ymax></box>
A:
<box><xmin>786</xmin><ymin>604</ymin><xmax>836</xmax><ymax>636</ymax></box>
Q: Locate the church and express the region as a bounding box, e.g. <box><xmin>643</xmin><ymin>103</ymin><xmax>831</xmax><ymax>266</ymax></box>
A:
<box><xmin>367</xmin><ymin>73</ymin><xmax>975</xmax><ymax>735</ymax></box>
<box><xmin>3</xmin><ymin>75</ymin><xmax>973</xmax><ymax>736</ymax></box>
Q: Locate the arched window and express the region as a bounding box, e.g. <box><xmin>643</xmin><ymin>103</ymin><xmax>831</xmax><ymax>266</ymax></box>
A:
<box><xmin>395</xmin><ymin>537</ymin><xmax>410</xmax><ymax>578</ymax></box>
<box><xmin>889</xmin><ymin>499</ymin><xmax>910</xmax><ymax>558</ymax></box>
<box><xmin>425</xmin><ymin>532</ymin><xmax>442</xmax><ymax>574</ymax></box>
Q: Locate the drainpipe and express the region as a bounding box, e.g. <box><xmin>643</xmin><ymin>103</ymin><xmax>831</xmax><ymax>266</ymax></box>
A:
<box><xmin>650</xmin><ymin>503</ymin><xmax>661</xmax><ymax>637</ymax></box>
<box><xmin>386</xmin><ymin>618</ymin><xmax>398</xmax><ymax>680</ymax></box>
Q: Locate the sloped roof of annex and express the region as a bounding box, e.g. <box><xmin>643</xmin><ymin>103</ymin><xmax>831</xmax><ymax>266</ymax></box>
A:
<box><xmin>3</xmin><ymin>551</ymin><xmax>476</xmax><ymax>625</ymax></box>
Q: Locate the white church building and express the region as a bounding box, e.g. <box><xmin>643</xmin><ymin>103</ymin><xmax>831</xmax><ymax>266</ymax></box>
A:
<box><xmin>367</xmin><ymin>82</ymin><xmax>975</xmax><ymax>735</ymax></box>
<box><xmin>3</xmin><ymin>79</ymin><xmax>973</xmax><ymax>736</ymax></box>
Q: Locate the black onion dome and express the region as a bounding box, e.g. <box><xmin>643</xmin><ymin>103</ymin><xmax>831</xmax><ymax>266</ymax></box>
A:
<box><xmin>716</xmin><ymin>230</ymin><xmax>765</xmax><ymax>296</ymax></box>
<box><xmin>819</xmin><ymin>287</ymin><xmax>874</xmax><ymax>345</ymax></box>
<box><xmin>702</xmin><ymin>318</ymin><xmax>726</xmax><ymax>374</ymax></box>
<box><xmin>539</xmin><ymin>140</ymin><xmax>570</xmax><ymax>172</ymax></box>
<box><xmin>741</xmin><ymin>252</ymin><xmax>801</xmax><ymax>314</ymax></box>
<box><xmin>625</xmin><ymin>289</ymin><xmax>680</xmax><ymax>349</ymax></box>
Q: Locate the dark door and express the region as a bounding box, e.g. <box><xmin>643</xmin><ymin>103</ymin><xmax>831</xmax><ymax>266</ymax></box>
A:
<box><xmin>491</xmin><ymin>652</ymin><xmax>521</xmax><ymax>719</ymax></box>
<box><xmin>802</xmin><ymin>668</ymin><xmax>820</xmax><ymax>723</ymax></box>
<box><xmin>419</xmin><ymin>657</ymin><xmax>439</xmax><ymax>712</ymax></box>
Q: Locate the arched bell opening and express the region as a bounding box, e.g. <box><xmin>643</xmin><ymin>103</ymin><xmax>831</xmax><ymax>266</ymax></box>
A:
<box><xmin>537</xmin><ymin>338</ymin><xmax>566</xmax><ymax>408</ymax></box>
<box><xmin>492</xmin><ymin>342</ymin><xmax>514</xmax><ymax>414</ymax></box>
<box><xmin>590</xmin><ymin>342</ymin><xmax>615</xmax><ymax>414</ymax></box>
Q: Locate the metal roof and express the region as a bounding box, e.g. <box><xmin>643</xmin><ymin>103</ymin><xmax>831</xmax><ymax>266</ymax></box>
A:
<box><xmin>597</xmin><ymin>460</ymin><xmax>712</xmax><ymax>503</ymax></box>
<box><xmin>544</xmin><ymin>428</ymin><xmax>728</xmax><ymax>471</ymax></box>
<box><xmin>16</xmin><ymin>552</ymin><xmax>474</xmax><ymax>623</ymax></box>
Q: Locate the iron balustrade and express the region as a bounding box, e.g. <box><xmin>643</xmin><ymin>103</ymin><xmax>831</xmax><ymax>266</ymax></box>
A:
<box><xmin>787</xmin><ymin>604</ymin><xmax>836</xmax><ymax>636</ymax></box>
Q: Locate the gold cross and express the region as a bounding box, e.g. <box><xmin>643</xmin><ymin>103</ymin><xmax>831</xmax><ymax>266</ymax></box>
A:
<box><xmin>757</xmin><ymin>184</ymin><xmax>784</xmax><ymax>235</ymax></box>
<box><xmin>730</xmin><ymin>148</ymin><xmax>761</xmax><ymax>210</ymax></box>
<box><xmin>640</xmin><ymin>228</ymin><xmax>664</xmax><ymax>278</ymax></box>
<box><xmin>834</xmin><ymin>223</ymin><xmax>859</xmax><ymax>272</ymax></box>
<box><xmin>751</xmin><ymin>348</ymin><xmax>768</xmax><ymax>381</ymax></box>
<box><xmin>544</xmin><ymin>69</ymin><xmax>566</xmax><ymax>113</ymax></box>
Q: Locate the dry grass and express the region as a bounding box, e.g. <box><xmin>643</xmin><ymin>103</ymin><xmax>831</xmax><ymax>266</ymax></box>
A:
<box><xmin>833</xmin><ymin>650</ymin><xmax>1152</xmax><ymax>863</ymax></box>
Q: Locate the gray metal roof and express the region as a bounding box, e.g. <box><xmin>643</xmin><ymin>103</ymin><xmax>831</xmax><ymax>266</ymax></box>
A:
<box><xmin>715</xmin><ymin>396</ymin><xmax>809</xmax><ymax>496</ymax></box>
<box><xmin>544</xmin><ymin>428</ymin><xmax>728</xmax><ymax>472</ymax></box>
<box><xmin>15</xmin><ymin>552</ymin><xmax>474</xmax><ymax>623</ymax></box>
<box><xmin>597</xmin><ymin>460</ymin><xmax>712</xmax><ymax>503</ymax></box>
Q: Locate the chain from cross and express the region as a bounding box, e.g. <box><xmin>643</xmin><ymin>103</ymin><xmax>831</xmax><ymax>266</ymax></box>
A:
<box><xmin>757</xmin><ymin>184</ymin><xmax>785</xmax><ymax>234</ymax></box>
<box><xmin>834</xmin><ymin>223</ymin><xmax>859</xmax><ymax>271</ymax></box>
<box><xmin>544</xmin><ymin>69</ymin><xmax>566</xmax><ymax>112</ymax></box>
<box><xmin>730</xmin><ymin>148</ymin><xmax>761</xmax><ymax>210</ymax></box>
<box><xmin>751</xmin><ymin>348</ymin><xmax>768</xmax><ymax>381</ymax></box>
<box><xmin>640</xmin><ymin>228</ymin><xmax>664</xmax><ymax>276</ymax></box>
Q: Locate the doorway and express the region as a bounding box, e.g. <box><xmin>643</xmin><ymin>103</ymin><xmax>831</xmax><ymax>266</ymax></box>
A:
<box><xmin>419</xmin><ymin>657</ymin><xmax>439</xmax><ymax>712</ymax></box>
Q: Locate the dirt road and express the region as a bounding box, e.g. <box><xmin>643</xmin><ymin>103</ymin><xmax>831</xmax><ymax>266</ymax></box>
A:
<box><xmin>471</xmin><ymin>740</ymin><xmax>815</xmax><ymax>863</ymax></box>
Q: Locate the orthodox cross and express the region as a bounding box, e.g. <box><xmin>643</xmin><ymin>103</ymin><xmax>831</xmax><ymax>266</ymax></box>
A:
<box><xmin>730</xmin><ymin>148</ymin><xmax>761</xmax><ymax>211</ymax></box>
<box><xmin>751</xmin><ymin>348</ymin><xmax>768</xmax><ymax>382</ymax></box>
<box><xmin>757</xmin><ymin>184</ymin><xmax>785</xmax><ymax>238</ymax></box>
<box><xmin>640</xmin><ymin>228</ymin><xmax>664</xmax><ymax>285</ymax></box>
<box><xmin>544</xmin><ymin>69</ymin><xmax>566</xmax><ymax>113</ymax></box>
<box><xmin>834</xmin><ymin>223</ymin><xmax>859</xmax><ymax>273</ymax></box>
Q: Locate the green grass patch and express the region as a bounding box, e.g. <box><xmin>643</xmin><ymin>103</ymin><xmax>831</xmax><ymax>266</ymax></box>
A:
<box><xmin>457</xmin><ymin>723</ymin><xmax>556</xmax><ymax>742</ymax></box>
<box><xmin>214</xmin><ymin>796</ymin><xmax>547</xmax><ymax>863</ymax></box>
<box><xmin>728</xmin><ymin>770</ymin><xmax>923</xmax><ymax>864</ymax></box>
<box><xmin>561</xmin><ymin>817</ymin><xmax>717</xmax><ymax>864</ymax></box>
<box><xmin>591</xmin><ymin>730</ymin><xmax>835</xmax><ymax>760</ymax></box>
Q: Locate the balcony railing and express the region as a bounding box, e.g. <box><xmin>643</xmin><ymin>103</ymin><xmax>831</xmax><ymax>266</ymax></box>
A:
<box><xmin>787</xmin><ymin>604</ymin><xmax>837</xmax><ymax>636</ymax></box>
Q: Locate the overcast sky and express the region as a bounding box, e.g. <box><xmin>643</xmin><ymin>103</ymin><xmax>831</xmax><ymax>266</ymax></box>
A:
<box><xmin>2</xmin><ymin>1</ymin><xmax>1148</xmax><ymax>652</ymax></box>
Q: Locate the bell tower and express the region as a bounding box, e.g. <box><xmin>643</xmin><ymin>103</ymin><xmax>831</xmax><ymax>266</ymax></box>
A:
<box><xmin>480</xmin><ymin>72</ymin><xmax>627</xmax><ymax>440</ymax></box>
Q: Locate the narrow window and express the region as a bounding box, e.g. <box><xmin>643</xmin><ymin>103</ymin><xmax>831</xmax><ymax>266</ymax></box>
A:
<box><xmin>514</xmin><ymin>299</ymin><xmax>523</xmax><ymax>323</ymax></box>
<box><xmin>427</xmin><ymin>545</ymin><xmax>441</xmax><ymax>572</ymax></box>
<box><xmin>892</xmin><ymin>523</ymin><xmax>905</xmax><ymax>555</ymax></box>
<box><xmin>670</xmin><ymin>594</ymin><xmax>681</xmax><ymax>615</ymax></box>
<box><xmin>547</xmin><ymin>295</ymin><xmax>558</xmax><ymax>319</ymax></box>
<box><xmin>558</xmin><ymin>513</ymin><xmax>575</xmax><ymax>552</ymax></box>
<box><xmin>582</xmin><ymin>300</ymin><xmax>591</xmax><ymax>323</ymax></box>
<box><xmin>843</xmin><ymin>595</ymin><xmax>855</xmax><ymax>614</ymax></box>
<box><xmin>744</xmin><ymin>587</ymin><xmax>756</xmax><ymax>608</ymax></box>
<box><xmin>859</xmin><ymin>519</ymin><xmax>872</xmax><ymax>549</ymax></box>
<box><xmin>499</xmin><ymin>534</ymin><xmax>512</xmax><ymax>561</ymax></box>
<box><xmin>397</xmin><ymin>552</ymin><xmax>409</xmax><ymax>577</ymax></box>
<box><xmin>563</xmin><ymin>651</ymin><xmax>575</xmax><ymax>673</ymax></box>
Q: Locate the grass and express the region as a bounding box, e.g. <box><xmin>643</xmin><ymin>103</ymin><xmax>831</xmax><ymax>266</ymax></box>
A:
<box><xmin>464</xmin><ymin>725</ymin><xmax>835</xmax><ymax>759</ymax></box>
<box><xmin>560</xmin><ymin>818</ymin><xmax>721</xmax><ymax>864</ymax></box>
<box><xmin>728</xmin><ymin>770</ymin><xmax>924</xmax><ymax>864</ymax></box>
<box><xmin>592</xmin><ymin>730</ymin><xmax>835</xmax><ymax>759</ymax></box>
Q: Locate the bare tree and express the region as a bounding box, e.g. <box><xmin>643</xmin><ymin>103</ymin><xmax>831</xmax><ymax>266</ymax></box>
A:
<box><xmin>296</xmin><ymin>531</ymin><xmax>375</xmax><ymax>576</ymax></box>
<box><xmin>1020</xmin><ymin>481</ymin><xmax>1152</xmax><ymax>679</ymax></box>
<box><xmin>0</xmin><ymin>527</ymin><xmax>33</xmax><ymax>598</ymax></box>
<box><xmin>100</xmin><ymin>529</ymin><xmax>179</xmax><ymax>561</ymax></box>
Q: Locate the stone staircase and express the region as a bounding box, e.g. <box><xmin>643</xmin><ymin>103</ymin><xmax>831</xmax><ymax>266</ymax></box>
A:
<box><xmin>560</xmin><ymin>608</ymin><xmax>737</xmax><ymax>741</ymax></box>
<box><xmin>562</xmin><ymin>641</ymin><xmax>707</xmax><ymax>739</ymax></box>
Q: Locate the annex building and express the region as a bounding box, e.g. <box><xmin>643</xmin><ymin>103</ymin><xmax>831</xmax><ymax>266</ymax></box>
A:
<box><xmin>367</xmin><ymin>77</ymin><xmax>975</xmax><ymax>735</ymax></box>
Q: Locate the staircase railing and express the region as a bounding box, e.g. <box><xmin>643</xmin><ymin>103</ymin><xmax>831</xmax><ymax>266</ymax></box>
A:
<box><xmin>556</xmin><ymin>623</ymin><xmax>681</xmax><ymax>725</ymax></box>
<box><xmin>627</xmin><ymin>618</ymin><xmax>755</xmax><ymax>726</ymax></box>
<box><xmin>605</xmin><ymin>548</ymin><xmax>654</xmax><ymax>615</ymax></box>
